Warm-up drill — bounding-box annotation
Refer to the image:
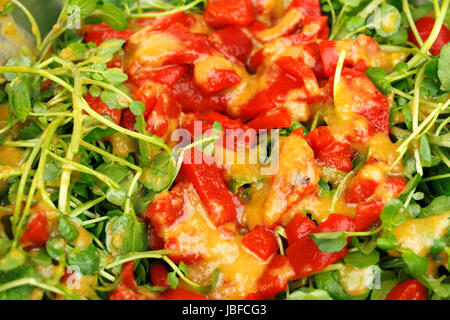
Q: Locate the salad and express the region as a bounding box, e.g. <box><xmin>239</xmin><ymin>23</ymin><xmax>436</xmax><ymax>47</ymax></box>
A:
<box><xmin>0</xmin><ymin>0</ymin><xmax>448</xmax><ymax>301</ymax></box>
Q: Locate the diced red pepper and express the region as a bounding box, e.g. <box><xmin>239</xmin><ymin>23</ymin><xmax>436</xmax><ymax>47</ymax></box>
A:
<box><xmin>150</xmin><ymin>264</ymin><xmax>170</xmax><ymax>287</ymax></box>
<box><xmin>145</xmin><ymin>188</ymin><xmax>185</xmax><ymax>234</ymax></box>
<box><xmin>210</xmin><ymin>27</ymin><xmax>253</xmax><ymax>62</ymax></box>
<box><xmin>20</xmin><ymin>213</ymin><xmax>48</xmax><ymax>248</ymax></box>
<box><xmin>290</xmin><ymin>16</ymin><xmax>329</xmax><ymax>44</ymax></box>
<box><xmin>181</xmin><ymin>149</ymin><xmax>243</xmax><ymax>226</ymax></box>
<box><xmin>159</xmin><ymin>287</ymin><xmax>208</xmax><ymax>300</ymax></box>
<box><xmin>204</xmin><ymin>0</ymin><xmax>254</xmax><ymax>28</ymax></box>
<box><xmin>346</xmin><ymin>177</ymin><xmax>379</xmax><ymax>204</ymax></box>
<box><xmin>241</xmin><ymin>227</ymin><xmax>279</xmax><ymax>261</ymax></box>
<box><xmin>246</xmin><ymin>108</ymin><xmax>292</xmax><ymax>130</ymax></box>
<box><xmin>255</xmin><ymin>255</ymin><xmax>295</xmax><ymax>299</ymax></box>
<box><xmin>408</xmin><ymin>17</ymin><xmax>450</xmax><ymax>56</ymax></box>
<box><xmin>276</xmin><ymin>56</ymin><xmax>320</xmax><ymax>96</ymax></box>
<box><xmin>319</xmin><ymin>40</ymin><xmax>339</xmax><ymax>78</ymax></box>
<box><xmin>194</xmin><ymin>68</ymin><xmax>242</xmax><ymax>94</ymax></box>
<box><xmin>286</xmin><ymin>214</ymin><xmax>355</xmax><ymax>278</ymax></box>
<box><xmin>355</xmin><ymin>198</ymin><xmax>384</xmax><ymax>232</ymax></box>
<box><xmin>147</xmin><ymin>225</ymin><xmax>165</xmax><ymax>250</ymax></box>
<box><xmin>249</xmin><ymin>49</ymin><xmax>265</xmax><ymax>69</ymax></box>
<box><xmin>385</xmin><ymin>279</ymin><xmax>427</xmax><ymax>300</ymax></box>
<box><xmin>285</xmin><ymin>214</ymin><xmax>317</xmax><ymax>245</ymax></box>
<box><xmin>82</xmin><ymin>23</ymin><xmax>134</xmax><ymax>45</ymax></box>
<box><xmin>288</xmin><ymin>0</ymin><xmax>322</xmax><ymax>17</ymax></box>
<box><xmin>305</xmin><ymin>126</ymin><xmax>355</xmax><ymax>172</ymax></box>
<box><xmin>173</xmin><ymin>71</ymin><xmax>227</xmax><ymax>113</ymax></box>
<box><xmin>110</xmin><ymin>262</ymin><xmax>154</xmax><ymax>300</ymax></box>
<box><xmin>130</xmin><ymin>65</ymin><xmax>190</xmax><ymax>88</ymax></box>
<box><xmin>120</xmin><ymin>108</ymin><xmax>137</xmax><ymax>132</ymax></box>
<box><xmin>85</xmin><ymin>93</ymin><xmax>123</xmax><ymax>125</ymax></box>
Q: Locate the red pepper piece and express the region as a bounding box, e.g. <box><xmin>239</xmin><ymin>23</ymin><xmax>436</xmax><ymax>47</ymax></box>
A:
<box><xmin>290</xmin><ymin>16</ymin><xmax>329</xmax><ymax>44</ymax></box>
<box><xmin>319</xmin><ymin>40</ymin><xmax>339</xmax><ymax>77</ymax></box>
<box><xmin>150</xmin><ymin>264</ymin><xmax>170</xmax><ymax>287</ymax></box>
<box><xmin>241</xmin><ymin>227</ymin><xmax>279</xmax><ymax>261</ymax></box>
<box><xmin>120</xmin><ymin>108</ymin><xmax>137</xmax><ymax>132</ymax></box>
<box><xmin>173</xmin><ymin>71</ymin><xmax>227</xmax><ymax>113</ymax></box>
<box><xmin>195</xmin><ymin>69</ymin><xmax>242</xmax><ymax>94</ymax></box>
<box><xmin>286</xmin><ymin>214</ymin><xmax>355</xmax><ymax>278</ymax></box>
<box><xmin>181</xmin><ymin>149</ymin><xmax>243</xmax><ymax>226</ymax></box>
<box><xmin>159</xmin><ymin>287</ymin><xmax>208</xmax><ymax>300</ymax></box>
<box><xmin>276</xmin><ymin>56</ymin><xmax>320</xmax><ymax>96</ymax></box>
<box><xmin>204</xmin><ymin>0</ymin><xmax>254</xmax><ymax>28</ymax></box>
<box><xmin>249</xmin><ymin>49</ymin><xmax>265</xmax><ymax>69</ymax></box>
<box><xmin>285</xmin><ymin>214</ymin><xmax>317</xmax><ymax>245</ymax></box>
<box><xmin>110</xmin><ymin>262</ymin><xmax>154</xmax><ymax>300</ymax></box>
<box><xmin>288</xmin><ymin>0</ymin><xmax>322</xmax><ymax>17</ymax></box>
<box><xmin>210</xmin><ymin>27</ymin><xmax>253</xmax><ymax>62</ymax></box>
<box><xmin>255</xmin><ymin>255</ymin><xmax>295</xmax><ymax>299</ymax></box>
<box><xmin>409</xmin><ymin>17</ymin><xmax>450</xmax><ymax>56</ymax></box>
<box><xmin>85</xmin><ymin>93</ymin><xmax>122</xmax><ymax>125</ymax></box>
<box><xmin>147</xmin><ymin>225</ymin><xmax>165</xmax><ymax>250</ymax></box>
<box><xmin>82</xmin><ymin>23</ymin><xmax>134</xmax><ymax>45</ymax></box>
<box><xmin>130</xmin><ymin>65</ymin><xmax>190</xmax><ymax>88</ymax></box>
<box><xmin>355</xmin><ymin>198</ymin><xmax>384</xmax><ymax>232</ymax></box>
<box><xmin>346</xmin><ymin>177</ymin><xmax>379</xmax><ymax>204</ymax></box>
<box><xmin>385</xmin><ymin>279</ymin><xmax>427</xmax><ymax>300</ymax></box>
<box><xmin>20</xmin><ymin>213</ymin><xmax>48</xmax><ymax>248</ymax></box>
<box><xmin>246</xmin><ymin>108</ymin><xmax>292</xmax><ymax>130</ymax></box>
<box><xmin>145</xmin><ymin>189</ymin><xmax>185</xmax><ymax>234</ymax></box>
<box><xmin>305</xmin><ymin>126</ymin><xmax>354</xmax><ymax>172</ymax></box>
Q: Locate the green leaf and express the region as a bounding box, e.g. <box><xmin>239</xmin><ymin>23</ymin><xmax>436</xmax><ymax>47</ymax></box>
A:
<box><xmin>168</xmin><ymin>271</ymin><xmax>178</xmax><ymax>289</ymax></box>
<box><xmin>100</xmin><ymin>90</ymin><xmax>129</xmax><ymax>109</ymax></box>
<box><xmin>83</xmin><ymin>127</ymin><xmax>116</xmax><ymax>143</ymax></box>
<box><xmin>104</xmin><ymin>68</ymin><xmax>128</xmax><ymax>85</ymax></box>
<box><xmin>105</xmin><ymin>214</ymin><xmax>148</xmax><ymax>254</ymax></box>
<box><xmin>0</xmin><ymin>264</ymin><xmax>36</xmax><ymax>300</ymax></box>
<box><xmin>402</xmin><ymin>251</ymin><xmax>428</xmax><ymax>278</ymax></box>
<box><xmin>140</xmin><ymin>151</ymin><xmax>176</xmax><ymax>193</ymax></box>
<box><xmin>419</xmin><ymin>275</ymin><xmax>450</xmax><ymax>299</ymax></box>
<box><xmin>345</xmin><ymin>16</ymin><xmax>365</xmax><ymax>32</ymax></box>
<box><xmin>1</xmin><ymin>2</ymin><xmax>15</xmax><ymax>15</ymax></box>
<box><xmin>45</xmin><ymin>238</ymin><xmax>66</xmax><ymax>260</ymax></box>
<box><xmin>92</xmin><ymin>39</ymin><xmax>126</xmax><ymax>62</ymax></box>
<box><xmin>309</xmin><ymin>232</ymin><xmax>347</xmax><ymax>253</ymax></box>
<box><xmin>129</xmin><ymin>101</ymin><xmax>146</xmax><ymax>116</ymax></box>
<box><xmin>344</xmin><ymin>250</ymin><xmax>380</xmax><ymax>268</ymax></box>
<box><xmin>63</xmin><ymin>42</ymin><xmax>89</xmax><ymax>61</ymax></box>
<box><xmin>420</xmin><ymin>196</ymin><xmax>450</xmax><ymax>217</ymax></box>
<box><xmin>370</xmin><ymin>278</ymin><xmax>397</xmax><ymax>300</ymax></box>
<box><xmin>420</xmin><ymin>135</ymin><xmax>433</xmax><ymax>167</ymax></box>
<box><xmin>7</xmin><ymin>79</ymin><xmax>31</xmax><ymax>123</ymax></box>
<box><xmin>96</xmin><ymin>163</ymin><xmax>129</xmax><ymax>185</ymax></box>
<box><xmin>4</xmin><ymin>56</ymin><xmax>31</xmax><ymax>81</ymax></box>
<box><xmin>106</xmin><ymin>187</ymin><xmax>126</xmax><ymax>206</ymax></box>
<box><xmin>69</xmin><ymin>0</ymin><xmax>98</xmax><ymax>17</ymax></box>
<box><xmin>376</xmin><ymin>233</ymin><xmax>398</xmax><ymax>250</ymax></box>
<box><xmin>0</xmin><ymin>249</ymin><xmax>25</xmax><ymax>271</ymax></box>
<box><xmin>314</xmin><ymin>271</ymin><xmax>369</xmax><ymax>300</ymax></box>
<box><xmin>95</xmin><ymin>4</ymin><xmax>128</xmax><ymax>31</ymax></box>
<box><xmin>374</xmin><ymin>4</ymin><xmax>402</xmax><ymax>37</ymax></box>
<box><xmin>17</xmin><ymin>121</ymin><xmax>42</xmax><ymax>140</ymax></box>
<box><xmin>438</xmin><ymin>43</ymin><xmax>450</xmax><ymax>91</ymax></box>
<box><xmin>67</xmin><ymin>243</ymin><xmax>100</xmax><ymax>276</ymax></box>
<box><xmin>286</xmin><ymin>288</ymin><xmax>333</xmax><ymax>300</ymax></box>
<box><xmin>425</xmin><ymin>58</ymin><xmax>439</xmax><ymax>78</ymax></box>
<box><xmin>195</xmin><ymin>268</ymin><xmax>221</xmax><ymax>295</ymax></box>
<box><xmin>58</xmin><ymin>217</ymin><xmax>79</xmax><ymax>242</ymax></box>
<box><xmin>430</xmin><ymin>237</ymin><xmax>446</xmax><ymax>255</ymax></box>
<box><xmin>44</xmin><ymin>162</ymin><xmax>62</xmax><ymax>182</ymax></box>
<box><xmin>365</xmin><ymin>67</ymin><xmax>392</xmax><ymax>95</ymax></box>
<box><xmin>380</xmin><ymin>199</ymin><xmax>406</xmax><ymax>230</ymax></box>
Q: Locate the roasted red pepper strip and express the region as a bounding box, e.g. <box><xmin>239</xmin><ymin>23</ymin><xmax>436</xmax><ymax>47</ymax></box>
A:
<box><xmin>305</xmin><ymin>126</ymin><xmax>354</xmax><ymax>173</ymax></box>
<box><xmin>286</xmin><ymin>214</ymin><xmax>355</xmax><ymax>278</ymax></box>
<box><xmin>159</xmin><ymin>287</ymin><xmax>208</xmax><ymax>300</ymax></box>
<box><xmin>85</xmin><ymin>93</ymin><xmax>122</xmax><ymax>125</ymax></box>
<box><xmin>204</xmin><ymin>0</ymin><xmax>254</xmax><ymax>28</ymax></box>
<box><xmin>194</xmin><ymin>68</ymin><xmax>242</xmax><ymax>94</ymax></box>
<box><xmin>110</xmin><ymin>262</ymin><xmax>154</xmax><ymax>300</ymax></box>
<box><xmin>408</xmin><ymin>17</ymin><xmax>450</xmax><ymax>56</ymax></box>
<box><xmin>210</xmin><ymin>27</ymin><xmax>253</xmax><ymax>62</ymax></box>
<box><xmin>254</xmin><ymin>255</ymin><xmax>295</xmax><ymax>299</ymax></box>
<box><xmin>355</xmin><ymin>198</ymin><xmax>384</xmax><ymax>232</ymax></box>
<box><xmin>246</xmin><ymin>108</ymin><xmax>292</xmax><ymax>130</ymax></box>
<box><xmin>385</xmin><ymin>279</ymin><xmax>427</xmax><ymax>300</ymax></box>
<box><xmin>181</xmin><ymin>148</ymin><xmax>243</xmax><ymax>227</ymax></box>
<box><xmin>285</xmin><ymin>214</ymin><xmax>317</xmax><ymax>245</ymax></box>
<box><xmin>276</xmin><ymin>56</ymin><xmax>320</xmax><ymax>96</ymax></box>
<box><xmin>288</xmin><ymin>0</ymin><xmax>322</xmax><ymax>17</ymax></box>
<box><xmin>82</xmin><ymin>23</ymin><xmax>134</xmax><ymax>45</ymax></box>
<box><xmin>241</xmin><ymin>227</ymin><xmax>278</xmax><ymax>261</ymax></box>
<box><xmin>20</xmin><ymin>213</ymin><xmax>48</xmax><ymax>248</ymax></box>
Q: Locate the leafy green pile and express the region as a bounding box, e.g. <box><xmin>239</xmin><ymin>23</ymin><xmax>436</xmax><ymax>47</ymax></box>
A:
<box><xmin>0</xmin><ymin>0</ymin><xmax>218</xmax><ymax>300</ymax></box>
